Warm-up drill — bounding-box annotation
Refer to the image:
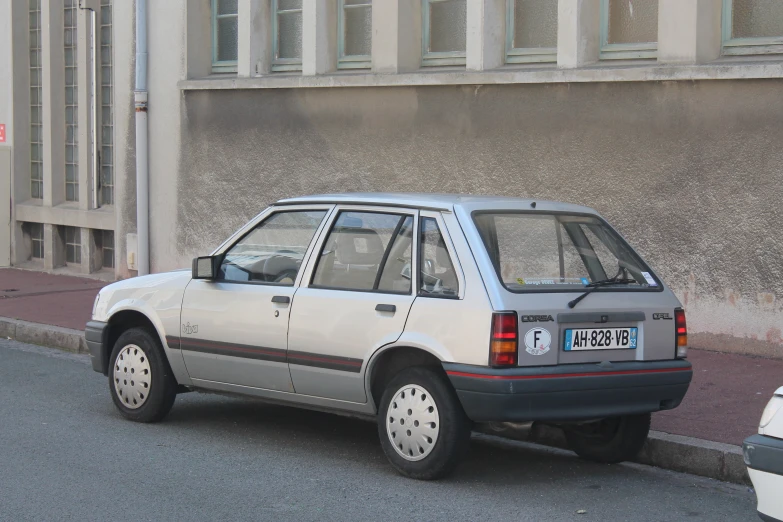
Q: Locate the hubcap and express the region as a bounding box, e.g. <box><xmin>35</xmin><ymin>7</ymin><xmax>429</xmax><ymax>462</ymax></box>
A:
<box><xmin>385</xmin><ymin>384</ymin><xmax>440</xmax><ymax>461</ymax></box>
<box><xmin>113</xmin><ymin>344</ymin><xmax>151</xmax><ymax>409</ymax></box>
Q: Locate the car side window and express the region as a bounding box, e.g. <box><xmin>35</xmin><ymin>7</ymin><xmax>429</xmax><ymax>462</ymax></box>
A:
<box><xmin>419</xmin><ymin>217</ymin><xmax>458</xmax><ymax>297</ymax></box>
<box><xmin>312</xmin><ymin>211</ymin><xmax>414</xmax><ymax>293</ymax></box>
<box><xmin>219</xmin><ymin>210</ymin><xmax>327</xmax><ymax>285</ymax></box>
<box><xmin>377</xmin><ymin>217</ymin><xmax>414</xmax><ymax>293</ymax></box>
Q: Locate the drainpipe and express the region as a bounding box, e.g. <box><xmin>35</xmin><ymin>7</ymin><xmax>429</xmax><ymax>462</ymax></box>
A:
<box><xmin>134</xmin><ymin>0</ymin><xmax>149</xmax><ymax>275</ymax></box>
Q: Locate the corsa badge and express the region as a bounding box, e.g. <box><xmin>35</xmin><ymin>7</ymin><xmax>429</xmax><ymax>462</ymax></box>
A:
<box><xmin>524</xmin><ymin>328</ymin><xmax>551</xmax><ymax>356</ymax></box>
<box><xmin>520</xmin><ymin>314</ymin><xmax>554</xmax><ymax>323</ymax></box>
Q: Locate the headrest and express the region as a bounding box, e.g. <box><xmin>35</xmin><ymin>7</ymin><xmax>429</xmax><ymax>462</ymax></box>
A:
<box><xmin>335</xmin><ymin>228</ymin><xmax>384</xmax><ymax>265</ymax></box>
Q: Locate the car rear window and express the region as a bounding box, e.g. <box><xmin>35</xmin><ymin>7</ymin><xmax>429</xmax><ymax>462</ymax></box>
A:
<box><xmin>472</xmin><ymin>212</ymin><xmax>661</xmax><ymax>292</ymax></box>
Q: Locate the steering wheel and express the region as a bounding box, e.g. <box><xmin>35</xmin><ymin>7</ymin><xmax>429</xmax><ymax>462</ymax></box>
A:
<box><xmin>274</xmin><ymin>269</ymin><xmax>299</xmax><ymax>285</ymax></box>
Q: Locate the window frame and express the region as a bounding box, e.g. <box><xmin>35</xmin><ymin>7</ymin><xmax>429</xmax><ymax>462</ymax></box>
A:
<box><xmin>418</xmin><ymin>211</ymin><xmax>463</xmax><ymax>300</ymax></box>
<box><xmin>214</xmin><ymin>206</ymin><xmax>333</xmax><ymax>287</ymax></box>
<box><xmin>99</xmin><ymin>229</ymin><xmax>115</xmax><ymax>269</ymax></box>
<box><xmin>64</xmin><ymin>0</ymin><xmax>79</xmax><ymax>202</ymax></box>
<box><xmin>272</xmin><ymin>0</ymin><xmax>304</xmax><ymax>72</ymax></box>
<box><xmin>308</xmin><ymin>206</ymin><xmax>420</xmax><ymax>296</ymax></box>
<box><xmin>470</xmin><ymin>210</ymin><xmax>664</xmax><ymax>295</ymax></box>
<box><xmin>99</xmin><ymin>0</ymin><xmax>114</xmax><ymax>206</ymax></box>
<box><xmin>211</xmin><ymin>0</ymin><xmax>238</xmax><ymax>73</ymax></box>
<box><xmin>64</xmin><ymin>226</ymin><xmax>82</xmax><ymax>265</ymax></box>
<box><xmin>599</xmin><ymin>0</ymin><xmax>658</xmax><ymax>60</ymax></box>
<box><xmin>422</xmin><ymin>0</ymin><xmax>467</xmax><ymax>67</ymax></box>
<box><xmin>29</xmin><ymin>0</ymin><xmax>43</xmax><ymax>200</ymax></box>
<box><xmin>24</xmin><ymin>222</ymin><xmax>45</xmax><ymax>259</ymax></box>
<box><xmin>721</xmin><ymin>0</ymin><xmax>783</xmax><ymax>56</ymax></box>
<box><xmin>505</xmin><ymin>0</ymin><xmax>557</xmax><ymax>64</ymax></box>
<box><xmin>338</xmin><ymin>0</ymin><xmax>372</xmax><ymax>69</ymax></box>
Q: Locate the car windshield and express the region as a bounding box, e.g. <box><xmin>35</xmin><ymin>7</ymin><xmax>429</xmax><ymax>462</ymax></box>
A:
<box><xmin>472</xmin><ymin>212</ymin><xmax>660</xmax><ymax>292</ymax></box>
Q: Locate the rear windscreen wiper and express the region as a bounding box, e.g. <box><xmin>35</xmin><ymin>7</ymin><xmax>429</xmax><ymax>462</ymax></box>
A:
<box><xmin>567</xmin><ymin>277</ymin><xmax>637</xmax><ymax>309</ymax></box>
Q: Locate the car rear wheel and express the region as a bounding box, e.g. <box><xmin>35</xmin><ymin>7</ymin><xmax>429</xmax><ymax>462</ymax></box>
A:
<box><xmin>377</xmin><ymin>367</ymin><xmax>471</xmax><ymax>480</ymax></box>
<box><xmin>564</xmin><ymin>413</ymin><xmax>651</xmax><ymax>464</ymax></box>
<box><xmin>108</xmin><ymin>327</ymin><xmax>177</xmax><ymax>423</ymax></box>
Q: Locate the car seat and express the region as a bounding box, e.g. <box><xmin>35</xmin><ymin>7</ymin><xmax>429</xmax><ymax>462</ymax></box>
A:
<box><xmin>330</xmin><ymin>228</ymin><xmax>385</xmax><ymax>289</ymax></box>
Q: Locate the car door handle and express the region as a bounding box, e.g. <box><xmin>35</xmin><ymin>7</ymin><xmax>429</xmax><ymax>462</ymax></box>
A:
<box><xmin>271</xmin><ymin>295</ymin><xmax>291</xmax><ymax>304</ymax></box>
<box><xmin>375</xmin><ymin>304</ymin><xmax>396</xmax><ymax>313</ymax></box>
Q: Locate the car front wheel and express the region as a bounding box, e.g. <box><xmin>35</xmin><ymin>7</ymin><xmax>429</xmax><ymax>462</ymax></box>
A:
<box><xmin>108</xmin><ymin>327</ymin><xmax>177</xmax><ymax>423</ymax></box>
<box><xmin>377</xmin><ymin>367</ymin><xmax>471</xmax><ymax>480</ymax></box>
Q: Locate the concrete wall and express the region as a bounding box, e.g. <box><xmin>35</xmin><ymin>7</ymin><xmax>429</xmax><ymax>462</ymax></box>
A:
<box><xmin>111</xmin><ymin>0</ymin><xmax>190</xmax><ymax>278</ymax></box>
<box><xmin>112</xmin><ymin>0</ymin><xmax>136</xmax><ymax>278</ymax></box>
<box><xmin>0</xmin><ymin>0</ymin><xmax>12</xmax><ymax>266</ymax></box>
<box><xmin>171</xmin><ymin>80</ymin><xmax>783</xmax><ymax>358</ymax></box>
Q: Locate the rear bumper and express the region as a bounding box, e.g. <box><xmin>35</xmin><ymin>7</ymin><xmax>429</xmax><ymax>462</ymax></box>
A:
<box><xmin>85</xmin><ymin>321</ymin><xmax>108</xmax><ymax>374</ymax></box>
<box><xmin>443</xmin><ymin>359</ymin><xmax>692</xmax><ymax>423</ymax></box>
<box><xmin>745</xmin><ymin>433</ymin><xmax>783</xmax><ymax>522</ymax></box>
<box><xmin>745</xmin><ymin>434</ymin><xmax>783</xmax><ymax>521</ymax></box>
<box><xmin>744</xmin><ymin>434</ymin><xmax>783</xmax><ymax>476</ymax></box>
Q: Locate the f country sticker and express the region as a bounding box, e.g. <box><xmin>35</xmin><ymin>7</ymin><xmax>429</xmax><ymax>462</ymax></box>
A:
<box><xmin>524</xmin><ymin>328</ymin><xmax>551</xmax><ymax>356</ymax></box>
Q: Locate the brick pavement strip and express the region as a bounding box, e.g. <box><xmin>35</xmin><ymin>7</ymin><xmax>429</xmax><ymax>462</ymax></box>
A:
<box><xmin>0</xmin><ymin>268</ymin><xmax>106</xmax><ymax>330</ymax></box>
<box><xmin>0</xmin><ymin>314</ymin><xmax>753</xmax><ymax>487</ymax></box>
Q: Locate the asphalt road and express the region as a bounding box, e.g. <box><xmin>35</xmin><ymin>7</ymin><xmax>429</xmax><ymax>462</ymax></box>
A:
<box><xmin>0</xmin><ymin>339</ymin><xmax>758</xmax><ymax>522</ymax></box>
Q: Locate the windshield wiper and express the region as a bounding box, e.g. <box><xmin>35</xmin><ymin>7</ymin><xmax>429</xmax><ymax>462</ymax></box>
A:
<box><xmin>567</xmin><ymin>270</ymin><xmax>637</xmax><ymax>309</ymax></box>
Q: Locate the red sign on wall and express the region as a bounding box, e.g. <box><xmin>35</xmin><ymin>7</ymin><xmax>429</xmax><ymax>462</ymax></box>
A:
<box><xmin>0</xmin><ymin>124</ymin><xmax>5</xmax><ymax>143</ymax></box>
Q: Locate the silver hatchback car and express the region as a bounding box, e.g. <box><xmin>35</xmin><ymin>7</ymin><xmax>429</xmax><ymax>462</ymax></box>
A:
<box><xmin>87</xmin><ymin>193</ymin><xmax>692</xmax><ymax>479</ymax></box>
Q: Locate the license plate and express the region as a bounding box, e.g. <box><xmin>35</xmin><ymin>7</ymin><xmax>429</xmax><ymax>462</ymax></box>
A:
<box><xmin>564</xmin><ymin>328</ymin><xmax>638</xmax><ymax>351</ymax></box>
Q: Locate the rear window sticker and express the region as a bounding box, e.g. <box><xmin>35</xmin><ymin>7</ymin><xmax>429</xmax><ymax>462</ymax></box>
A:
<box><xmin>521</xmin><ymin>277</ymin><xmax>585</xmax><ymax>286</ymax></box>
<box><xmin>641</xmin><ymin>272</ymin><xmax>658</xmax><ymax>287</ymax></box>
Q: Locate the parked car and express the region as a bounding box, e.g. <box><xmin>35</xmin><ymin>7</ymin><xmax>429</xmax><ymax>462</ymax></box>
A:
<box><xmin>744</xmin><ymin>387</ymin><xmax>783</xmax><ymax>522</ymax></box>
<box><xmin>86</xmin><ymin>193</ymin><xmax>692</xmax><ymax>479</ymax></box>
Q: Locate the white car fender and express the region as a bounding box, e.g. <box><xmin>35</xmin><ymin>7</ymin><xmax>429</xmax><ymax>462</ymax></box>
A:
<box><xmin>102</xmin><ymin>299</ymin><xmax>192</xmax><ymax>386</ymax></box>
<box><xmin>95</xmin><ymin>270</ymin><xmax>193</xmax><ymax>385</ymax></box>
<box><xmin>384</xmin><ymin>333</ymin><xmax>455</xmax><ymax>363</ymax></box>
<box><xmin>362</xmin><ymin>338</ymin><xmax>452</xmax><ymax>413</ymax></box>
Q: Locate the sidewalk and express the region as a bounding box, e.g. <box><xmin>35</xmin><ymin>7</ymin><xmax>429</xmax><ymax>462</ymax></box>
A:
<box><xmin>0</xmin><ymin>268</ymin><xmax>779</xmax><ymax>448</ymax></box>
<box><xmin>0</xmin><ymin>268</ymin><xmax>107</xmax><ymax>330</ymax></box>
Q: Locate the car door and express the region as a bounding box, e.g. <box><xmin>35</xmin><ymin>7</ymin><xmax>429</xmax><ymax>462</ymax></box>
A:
<box><xmin>179</xmin><ymin>206</ymin><xmax>332</xmax><ymax>392</ymax></box>
<box><xmin>286</xmin><ymin>206</ymin><xmax>418</xmax><ymax>403</ymax></box>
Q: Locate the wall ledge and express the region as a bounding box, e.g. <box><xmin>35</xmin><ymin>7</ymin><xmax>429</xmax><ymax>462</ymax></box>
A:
<box><xmin>179</xmin><ymin>59</ymin><xmax>783</xmax><ymax>91</ymax></box>
<box><xmin>15</xmin><ymin>202</ymin><xmax>116</xmax><ymax>230</ymax></box>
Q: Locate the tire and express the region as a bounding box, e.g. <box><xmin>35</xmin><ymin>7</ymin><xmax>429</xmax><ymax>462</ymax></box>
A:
<box><xmin>108</xmin><ymin>327</ymin><xmax>177</xmax><ymax>423</ymax></box>
<box><xmin>564</xmin><ymin>413</ymin><xmax>651</xmax><ymax>464</ymax></box>
<box><xmin>377</xmin><ymin>367</ymin><xmax>471</xmax><ymax>480</ymax></box>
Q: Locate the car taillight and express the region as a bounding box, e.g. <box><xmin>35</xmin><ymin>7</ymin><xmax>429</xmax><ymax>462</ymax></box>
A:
<box><xmin>490</xmin><ymin>312</ymin><xmax>518</xmax><ymax>367</ymax></box>
<box><xmin>675</xmin><ymin>308</ymin><xmax>687</xmax><ymax>358</ymax></box>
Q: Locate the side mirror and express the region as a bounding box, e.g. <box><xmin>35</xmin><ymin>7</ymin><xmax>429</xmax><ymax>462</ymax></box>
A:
<box><xmin>192</xmin><ymin>256</ymin><xmax>221</xmax><ymax>280</ymax></box>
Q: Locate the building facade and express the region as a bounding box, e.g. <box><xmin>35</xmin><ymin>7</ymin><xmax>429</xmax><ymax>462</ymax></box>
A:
<box><xmin>0</xmin><ymin>0</ymin><xmax>782</xmax><ymax>358</ymax></box>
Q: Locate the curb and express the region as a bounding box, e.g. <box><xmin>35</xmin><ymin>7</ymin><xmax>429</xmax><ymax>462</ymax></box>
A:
<box><xmin>0</xmin><ymin>317</ymin><xmax>87</xmax><ymax>354</ymax></box>
<box><xmin>0</xmin><ymin>316</ymin><xmax>751</xmax><ymax>486</ymax></box>
<box><xmin>477</xmin><ymin>423</ymin><xmax>750</xmax><ymax>486</ymax></box>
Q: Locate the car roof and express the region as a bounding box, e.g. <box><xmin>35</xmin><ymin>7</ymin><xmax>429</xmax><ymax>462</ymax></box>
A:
<box><xmin>275</xmin><ymin>193</ymin><xmax>597</xmax><ymax>214</ymax></box>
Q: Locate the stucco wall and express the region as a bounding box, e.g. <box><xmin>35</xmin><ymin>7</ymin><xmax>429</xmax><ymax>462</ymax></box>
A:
<box><xmin>173</xmin><ymin>80</ymin><xmax>783</xmax><ymax>357</ymax></box>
